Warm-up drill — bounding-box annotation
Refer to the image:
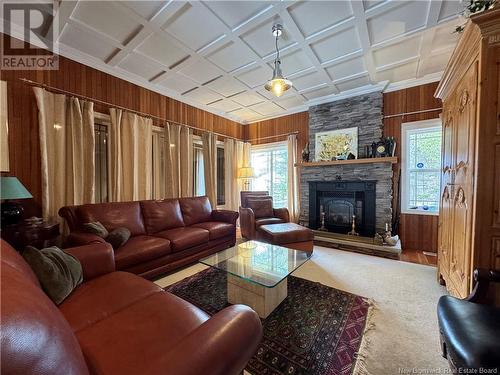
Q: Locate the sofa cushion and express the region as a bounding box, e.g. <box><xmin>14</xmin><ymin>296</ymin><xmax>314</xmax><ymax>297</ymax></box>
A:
<box><xmin>114</xmin><ymin>236</ymin><xmax>171</xmax><ymax>270</ymax></box>
<box><xmin>247</xmin><ymin>198</ymin><xmax>273</xmax><ymax>218</ymax></box>
<box><xmin>140</xmin><ymin>199</ymin><xmax>185</xmax><ymax>234</ymax></box>
<box><xmin>255</xmin><ymin>217</ymin><xmax>285</xmax><ymax>226</ymax></box>
<box><xmin>77</xmin><ymin>202</ymin><xmax>146</xmax><ymax>236</ymax></box>
<box><xmin>106</xmin><ymin>227</ymin><xmax>131</xmax><ymax>250</ymax></box>
<box><xmin>74</xmin><ymin>291</ymin><xmax>209</xmax><ymax>375</ymax></box>
<box><xmin>179</xmin><ymin>196</ymin><xmax>212</xmax><ymax>226</ymax></box>
<box><xmin>60</xmin><ymin>271</ymin><xmax>162</xmax><ymax>332</ymax></box>
<box><xmin>191</xmin><ymin>222</ymin><xmax>235</xmax><ymax>240</ymax></box>
<box><xmin>156</xmin><ymin>227</ymin><xmax>209</xmax><ymax>252</ymax></box>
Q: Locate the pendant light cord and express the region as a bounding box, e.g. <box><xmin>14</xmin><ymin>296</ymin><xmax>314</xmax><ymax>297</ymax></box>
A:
<box><xmin>275</xmin><ymin>33</ymin><xmax>280</xmax><ymax>64</ymax></box>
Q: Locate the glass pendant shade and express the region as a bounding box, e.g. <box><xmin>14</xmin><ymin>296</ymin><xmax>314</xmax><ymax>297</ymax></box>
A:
<box><xmin>265</xmin><ymin>61</ymin><xmax>292</xmax><ymax>97</ymax></box>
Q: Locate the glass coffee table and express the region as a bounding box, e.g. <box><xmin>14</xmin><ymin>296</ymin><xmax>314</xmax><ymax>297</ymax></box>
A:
<box><xmin>200</xmin><ymin>240</ymin><xmax>312</xmax><ymax>318</ymax></box>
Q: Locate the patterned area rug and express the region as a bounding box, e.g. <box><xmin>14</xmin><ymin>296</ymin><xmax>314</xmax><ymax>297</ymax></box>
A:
<box><xmin>165</xmin><ymin>268</ymin><xmax>371</xmax><ymax>375</ymax></box>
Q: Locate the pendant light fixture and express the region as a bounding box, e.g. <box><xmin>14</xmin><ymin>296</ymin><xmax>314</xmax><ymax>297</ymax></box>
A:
<box><xmin>265</xmin><ymin>24</ymin><xmax>292</xmax><ymax>97</ymax></box>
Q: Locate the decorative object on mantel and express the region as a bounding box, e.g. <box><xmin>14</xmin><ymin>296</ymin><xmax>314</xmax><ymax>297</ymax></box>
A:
<box><xmin>301</xmin><ymin>142</ymin><xmax>310</xmax><ymax>162</ymax></box>
<box><xmin>454</xmin><ymin>0</ymin><xmax>497</xmax><ymax>33</ymax></box>
<box><xmin>264</xmin><ymin>24</ymin><xmax>292</xmax><ymax>97</ymax></box>
<box><xmin>371</xmin><ymin>137</ymin><xmax>396</xmax><ymax>158</ymax></box>
<box><xmin>315</xmin><ymin>127</ymin><xmax>358</xmax><ymax>161</ymax></box>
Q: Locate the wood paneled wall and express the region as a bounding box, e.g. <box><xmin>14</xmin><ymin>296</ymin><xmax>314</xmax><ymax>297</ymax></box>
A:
<box><xmin>383</xmin><ymin>82</ymin><xmax>442</xmax><ymax>251</ymax></box>
<box><xmin>245</xmin><ymin>112</ymin><xmax>309</xmax><ymax>151</ymax></box>
<box><xmin>1</xmin><ymin>33</ymin><xmax>244</xmax><ymax>212</ymax></box>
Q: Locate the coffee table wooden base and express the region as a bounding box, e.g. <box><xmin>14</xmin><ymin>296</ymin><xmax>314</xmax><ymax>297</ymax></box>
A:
<box><xmin>227</xmin><ymin>274</ymin><xmax>287</xmax><ymax>318</ymax></box>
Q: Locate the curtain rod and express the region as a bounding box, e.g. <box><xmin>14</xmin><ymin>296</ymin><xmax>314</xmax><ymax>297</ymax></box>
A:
<box><xmin>18</xmin><ymin>77</ymin><xmax>243</xmax><ymax>141</ymax></box>
<box><xmin>383</xmin><ymin>107</ymin><xmax>442</xmax><ymax>119</ymax></box>
<box><xmin>248</xmin><ymin>131</ymin><xmax>299</xmax><ymax>142</ymax></box>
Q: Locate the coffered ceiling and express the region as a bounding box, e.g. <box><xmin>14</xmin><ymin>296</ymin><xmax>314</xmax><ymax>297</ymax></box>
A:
<box><xmin>4</xmin><ymin>0</ymin><xmax>464</xmax><ymax>123</ymax></box>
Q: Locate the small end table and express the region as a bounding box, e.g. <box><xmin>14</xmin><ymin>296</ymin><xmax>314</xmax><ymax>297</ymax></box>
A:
<box><xmin>1</xmin><ymin>221</ymin><xmax>60</xmax><ymax>251</ymax></box>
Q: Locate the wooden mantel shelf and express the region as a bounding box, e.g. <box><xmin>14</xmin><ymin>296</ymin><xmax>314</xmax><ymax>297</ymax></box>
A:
<box><xmin>295</xmin><ymin>157</ymin><xmax>398</xmax><ymax>168</ymax></box>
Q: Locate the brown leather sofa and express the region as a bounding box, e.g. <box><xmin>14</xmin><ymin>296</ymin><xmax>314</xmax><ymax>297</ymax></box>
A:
<box><xmin>239</xmin><ymin>191</ymin><xmax>290</xmax><ymax>240</ymax></box>
<box><xmin>1</xmin><ymin>239</ymin><xmax>262</xmax><ymax>375</ymax></box>
<box><xmin>59</xmin><ymin>196</ymin><xmax>238</xmax><ymax>279</ymax></box>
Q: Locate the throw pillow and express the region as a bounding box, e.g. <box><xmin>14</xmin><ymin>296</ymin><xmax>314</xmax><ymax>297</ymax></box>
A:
<box><xmin>246</xmin><ymin>197</ymin><xmax>274</xmax><ymax>218</ymax></box>
<box><xmin>83</xmin><ymin>221</ymin><xmax>108</xmax><ymax>238</ymax></box>
<box><xmin>22</xmin><ymin>246</ymin><xmax>83</xmax><ymax>305</ymax></box>
<box><xmin>106</xmin><ymin>227</ymin><xmax>131</xmax><ymax>249</ymax></box>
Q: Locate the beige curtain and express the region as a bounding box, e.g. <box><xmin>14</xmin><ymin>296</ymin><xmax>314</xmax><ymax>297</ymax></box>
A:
<box><xmin>34</xmin><ymin>87</ymin><xmax>95</xmax><ymax>222</ymax></box>
<box><xmin>164</xmin><ymin>123</ymin><xmax>193</xmax><ymax>198</ymax></box>
<box><xmin>202</xmin><ymin>132</ymin><xmax>217</xmax><ymax>207</ymax></box>
<box><xmin>287</xmin><ymin>134</ymin><xmax>300</xmax><ymax>222</ymax></box>
<box><xmin>108</xmin><ymin>109</ymin><xmax>152</xmax><ymax>201</ymax></box>
<box><xmin>152</xmin><ymin>130</ymin><xmax>164</xmax><ymax>199</ymax></box>
<box><xmin>224</xmin><ymin>139</ymin><xmax>251</xmax><ymax>211</ymax></box>
<box><xmin>1</xmin><ymin>81</ymin><xmax>9</xmax><ymax>172</ymax></box>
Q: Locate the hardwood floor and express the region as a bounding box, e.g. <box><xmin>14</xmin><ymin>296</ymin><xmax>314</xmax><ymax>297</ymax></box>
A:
<box><xmin>400</xmin><ymin>250</ymin><xmax>437</xmax><ymax>266</ymax></box>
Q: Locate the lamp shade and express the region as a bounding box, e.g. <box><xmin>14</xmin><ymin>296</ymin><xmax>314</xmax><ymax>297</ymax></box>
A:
<box><xmin>238</xmin><ymin>167</ymin><xmax>254</xmax><ymax>179</ymax></box>
<box><xmin>0</xmin><ymin>177</ymin><xmax>33</xmax><ymax>200</ymax></box>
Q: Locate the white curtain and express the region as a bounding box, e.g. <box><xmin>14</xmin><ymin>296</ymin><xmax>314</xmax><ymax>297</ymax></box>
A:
<box><xmin>164</xmin><ymin>123</ymin><xmax>193</xmax><ymax>198</ymax></box>
<box><xmin>225</xmin><ymin>139</ymin><xmax>251</xmax><ymax>211</ymax></box>
<box><xmin>108</xmin><ymin>108</ymin><xmax>152</xmax><ymax>201</ymax></box>
<box><xmin>287</xmin><ymin>134</ymin><xmax>300</xmax><ymax>222</ymax></box>
<box><xmin>34</xmin><ymin>87</ymin><xmax>95</xmax><ymax>222</ymax></box>
<box><xmin>1</xmin><ymin>80</ymin><xmax>9</xmax><ymax>172</ymax></box>
<box><xmin>202</xmin><ymin>132</ymin><xmax>217</xmax><ymax>207</ymax></box>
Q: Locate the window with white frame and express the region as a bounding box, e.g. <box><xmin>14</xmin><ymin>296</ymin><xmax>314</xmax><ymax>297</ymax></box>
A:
<box><xmin>193</xmin><ymin>138</ymin><xmax>225</xmax><ymax>206</ymax></box>
<box><xmin>250</xmin><ymin>142</ymin><xmax>288</xmax><ymax>208</ymax></box>
<box><xmin>401</xmin><ymin>119</ymin><xmax>442</xmax><ymax>215</ymax></box>
<box><xmin>94</xmin><ymin>113</ymin><xmax>110</xmax><ymax>203</ymax></box>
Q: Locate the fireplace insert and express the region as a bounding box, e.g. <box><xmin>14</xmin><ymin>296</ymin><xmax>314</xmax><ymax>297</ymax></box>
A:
<box><xmin>308</xmin><ymin>181</ymin><xmax>376</xmax><ymax>236</ymax></box>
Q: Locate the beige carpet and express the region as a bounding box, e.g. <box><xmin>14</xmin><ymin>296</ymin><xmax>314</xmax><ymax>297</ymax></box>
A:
<box><xmin>155</xmin><ymin>246</ymin><xmax>448</xmax><ymax>375</ymax></box>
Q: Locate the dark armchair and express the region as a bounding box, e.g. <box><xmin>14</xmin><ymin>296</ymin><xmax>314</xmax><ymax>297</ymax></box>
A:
<box><xmin>437</xmin><ymin>269</ymin><xmax>500</xmax><ymax>372</ymax></box>
<box><xmin>239</xmin><ymin>191</ymin><xmax>290</xmax><ymax>240</ymax></box>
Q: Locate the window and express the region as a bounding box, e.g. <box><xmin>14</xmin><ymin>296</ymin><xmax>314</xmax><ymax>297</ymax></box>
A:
<box><xmin>251</xmin><ymin>142</ymin><xmax>288</xmax><ymax>208</ymax></box>
<box><xmin>401</xmin><ymin>119</ymin><xmax>442</xmax><ymax>215</ymax></box>
<box><xmin>193</xmin><ymin>140</ymin><xmax>225</xmax><ymax>206</ymax></box>
<box><xmin>94</xmin><ymin>115</ymin><xmax>109</xmax><ymax>203</ymax></box>
<box><xmin>217</xmin><ymin>147</ymin><xmax>225</xmax><ymax>205</ymax></box>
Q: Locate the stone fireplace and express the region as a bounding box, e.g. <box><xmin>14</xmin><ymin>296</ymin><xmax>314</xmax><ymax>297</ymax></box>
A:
<box><xmin>299</xmin><ymin>91</ymin><xmax>393</xmax><ymax>234</ymax></box>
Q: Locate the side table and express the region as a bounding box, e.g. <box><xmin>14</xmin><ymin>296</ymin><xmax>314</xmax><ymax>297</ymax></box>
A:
<box><xmin>1</xmin><ymin>221</ymin><xmax>60</xmax><ymax>251</ymax></box>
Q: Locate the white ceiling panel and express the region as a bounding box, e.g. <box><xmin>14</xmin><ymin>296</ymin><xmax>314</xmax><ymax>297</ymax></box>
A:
<box><xmin>326</xmin><ymin>57</ymin><xmax>367</xmax><ymax>81</ymax></box>
<box><xmin>207</xmin><ymin>41</ymin><xmax>256</xmax><ymax>73</ymax></box>
<box><xmin>159</xmin><ymin>74</ymin><xmax>198</xmax><ymax>94</ymax></box>
<box><xmin>182</xmin><ymin>86</ymin><xmax>223</xmax><ymax>105</ymax></box>
<box><xmin>136</xmin><ymin>33</ymin><xmax>189</xmax><ymax>69</ymax></box>
<box><xmin>204</xmin><ymin>1</ymin><xmax>271</xmax><ymax>29</ymax></box>
<box><xmin>288</xmin><ymin>1</ymin><xmax>354</xmax><ymax>38</ymax></box>
<box><xmin>241</xmin><ymin>18</ymin><xmax>296</xmax><ymax>58</ymax></box>
<box><xmin>72</xmin><ymin>1</ymin><xmax>141</xmax><ymax>45</ymax></box>
<box><xmin>178</xmin><ymin>59</ymin><xmax>224</xmax><ymax>84</ymax></box>
<box><xmin>367</xmin><ymin>1</ymin><xmax>428</xmax><ymax>45</ymax></box>
<box><xmin>231</xmin><ymin>91</ymin><xmax>265</xmax><ymax>107</ymax></box>
<box><xmin>118</xmin><ymin>53</ymin><xmax>165</xmax><ymax>81</ymax></box>
<box><xmin>162</xmin><ymin>3</ymin><xmax>226</xmax><ymax>51</ymax></box>
<box><xmin>59</xmin><ymin>24</ymin><xmax>117</xmax><ymax>62</ymax></box>
<box><xmin>376</xmin><ymin>60</ymin><xmax>418</xmax><ymax>82</ymax></box>
<box><xmin>9</xmin><ymin>0</ymin><xmax>462</xmax><ymax>123</ymax></box>
<box><xmin>373</xmin><ymin>35</ymin><xmax>421</xmax><ymax>68</ymax></box>
<box><xmin>205</xmin><ymin>76</ymin><xmax>247</xmax><ymax>97</ymax></box>
<box><xmin>310</xmin><ymin>27</ymin><xmax>362</xmax><ymax>63</ymax></box>
<box><xmin>235</xmin><ymin>65</ymin><xmax>273</xmax><ymax>88</ymax></box>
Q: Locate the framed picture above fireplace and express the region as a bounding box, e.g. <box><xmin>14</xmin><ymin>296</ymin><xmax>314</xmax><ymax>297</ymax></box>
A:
<box><xmin>315</xmin><ymin>127</ymin><xmax>358</xmax><ymax>161</ymax></box>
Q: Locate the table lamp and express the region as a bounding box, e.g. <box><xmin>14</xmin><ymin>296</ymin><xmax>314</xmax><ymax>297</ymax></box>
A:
<box><xmin>238</xmin><ymin>167</ymin><xmax>254</xmax><ymax>191</ymax></box>
<box><xmin>1</xmin><ymin>176</ymin><xmax>33</xmax><ymax>226</ymax></box>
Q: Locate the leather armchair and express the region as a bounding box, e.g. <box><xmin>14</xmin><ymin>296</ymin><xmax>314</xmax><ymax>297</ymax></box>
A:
<box><xmin>239</xmin><ymin>191</ymin><xmax>290</xmax><ymax>240</ymax></box>
<box><xmin>437</xmin><ymin>268</ymin><xmax>500</xmax><ymax>372</ymax></box>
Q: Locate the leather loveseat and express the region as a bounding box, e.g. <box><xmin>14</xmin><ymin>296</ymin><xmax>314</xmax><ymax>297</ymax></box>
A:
<box><xmin>0</xmin><ymin>239</ymin><xmax>262</xmax><ymax>375</ymax></box>
<box><xmin>59</xmin><ymin>196</ymin><xmax>238</xmax><ymax>279</ymax></box>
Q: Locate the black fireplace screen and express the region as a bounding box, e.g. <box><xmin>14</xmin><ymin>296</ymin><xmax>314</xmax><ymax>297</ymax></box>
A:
<box><xmin>309</xmin><ymin>181</ymin><xmax>376</xmax><ymax>236</ymax></box>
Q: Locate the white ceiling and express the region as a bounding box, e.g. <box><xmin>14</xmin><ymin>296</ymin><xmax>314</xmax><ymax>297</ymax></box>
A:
<box><xmin>5</xmin><ymin>0</ymin><xmax>464</xmax><ymax>123</ymax></box>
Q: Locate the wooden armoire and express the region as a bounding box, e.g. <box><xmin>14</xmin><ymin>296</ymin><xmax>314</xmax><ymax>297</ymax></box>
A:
<box><xmin>435</xmin><ymin>8</ymin><xmax>500</xmax><ymax>302</ymax></box>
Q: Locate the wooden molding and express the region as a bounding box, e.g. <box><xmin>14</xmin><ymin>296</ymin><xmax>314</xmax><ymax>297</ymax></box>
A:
<box><xmin>295</xmin><ymin>157</ymin><xmax>398</xmax><ymax>168</ymax></box>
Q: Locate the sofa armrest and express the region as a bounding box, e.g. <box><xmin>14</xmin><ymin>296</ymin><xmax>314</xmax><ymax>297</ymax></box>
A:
<box><xmin>157</xmin><ymin>305</ymin><xmax>262</xmax><ymax>375</ymax></box>
<box><xmin>64</xmin><ymin>242</ymin><xmax>115</xmax><ymax>281</ymax></box>
<box><xmin>239</xmin><ymin>207</ymin><xmax>256</xmax><ymax>239</ymax></box>
<box><xmin>273</xmin><ymin>207</ymin><xmax>290</xmax><ymax>222</ymax></box>
<box><xmin>467</xmin><ymin>268</ymin><xmax>500</xmax><ymax>304</ymax></box>
<box><xmin>65</xmin><ymin>231</ymin><xmax>106</xmax><ymax>248</ymax></box>
<box><xmin>211</xmin><ymin>209</ymin><xmax>239</xmax><ymax>225</ymax></box>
